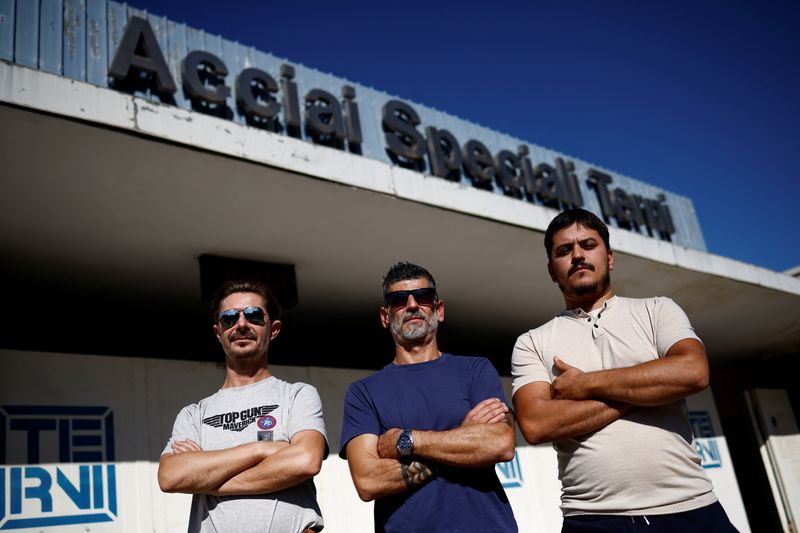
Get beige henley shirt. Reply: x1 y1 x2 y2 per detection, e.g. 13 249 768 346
512 295 717 516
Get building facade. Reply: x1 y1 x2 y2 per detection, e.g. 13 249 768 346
1 2 799 531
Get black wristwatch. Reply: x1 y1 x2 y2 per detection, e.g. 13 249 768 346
396 429 414 457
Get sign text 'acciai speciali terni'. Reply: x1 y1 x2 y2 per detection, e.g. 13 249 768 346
108 16 676 240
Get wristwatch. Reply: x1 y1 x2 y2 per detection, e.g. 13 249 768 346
396 429 414 457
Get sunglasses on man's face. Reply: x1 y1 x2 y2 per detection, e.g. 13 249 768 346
383 288 437 309
217 306 268 330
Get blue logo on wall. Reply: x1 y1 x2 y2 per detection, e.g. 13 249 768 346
0 405 118 530
496 452 524 488
689 410 722 469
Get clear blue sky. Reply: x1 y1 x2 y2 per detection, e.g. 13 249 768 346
133 0 799 272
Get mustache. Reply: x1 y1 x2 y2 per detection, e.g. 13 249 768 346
402 311 427 323
230 332 256 341
568 262 594 277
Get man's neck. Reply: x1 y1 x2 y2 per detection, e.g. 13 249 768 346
222 359 272 389
393 340 441 365
565 287 614 313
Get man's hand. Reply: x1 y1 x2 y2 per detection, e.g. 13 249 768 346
377 428 403 460
171 438 290 457
551 357 590 400
171 439 203 454
461 398 509 426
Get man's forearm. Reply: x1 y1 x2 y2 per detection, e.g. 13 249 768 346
158 441 280 493
346 434 437 502
209 431 325 496
408 420 515 467
514 383 631 445
552 340 710 406
580 362 705 405
357 458 436 501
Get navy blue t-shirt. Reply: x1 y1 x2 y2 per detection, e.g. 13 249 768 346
340 354 518 533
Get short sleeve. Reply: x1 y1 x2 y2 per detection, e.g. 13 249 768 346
161 404 200 456
286 383 329 458
511 331 551 396
654 297 702 357
468 358 507 406
339 381 379 459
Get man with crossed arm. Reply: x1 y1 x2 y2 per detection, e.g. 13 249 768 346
158 280 327 533
512 209 737 532
340 262 518 532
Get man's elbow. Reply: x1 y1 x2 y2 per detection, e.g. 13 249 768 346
347 463 382 502
520 429 550 446
517 419 552 446
356 487 377 502
685 358 710 394
676 341 710 395
302 454 323 479
514 397 557 445
351 477 378 502
158 480 179 494
496 444 515 463
157 456 199 494
293 448 324 480
157 468 181 493
689 371 709 395
492 428 516 463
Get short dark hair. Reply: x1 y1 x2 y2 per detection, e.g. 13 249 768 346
381 262 437 296
211 279 282 321
544 208 611 260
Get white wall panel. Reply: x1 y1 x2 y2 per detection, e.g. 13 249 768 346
1 350 748 532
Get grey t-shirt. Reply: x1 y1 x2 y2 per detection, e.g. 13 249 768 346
163 376 328 532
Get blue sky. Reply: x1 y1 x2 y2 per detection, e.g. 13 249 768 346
132 1 799 272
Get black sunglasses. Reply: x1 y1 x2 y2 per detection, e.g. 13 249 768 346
384 288 437 309
217 306 268 330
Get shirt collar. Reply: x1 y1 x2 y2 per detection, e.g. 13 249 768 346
561 295 617 319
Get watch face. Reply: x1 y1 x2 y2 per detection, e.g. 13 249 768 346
397 431 413 456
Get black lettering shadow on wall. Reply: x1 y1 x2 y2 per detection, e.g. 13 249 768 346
109 75 177 106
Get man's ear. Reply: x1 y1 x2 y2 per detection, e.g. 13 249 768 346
269 320 282 341
547 261 557 283
213 324 221 343
435 299 445 323
379 306 390 329
608 250 614 272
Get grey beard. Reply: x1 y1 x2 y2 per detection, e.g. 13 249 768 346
391 312 438 341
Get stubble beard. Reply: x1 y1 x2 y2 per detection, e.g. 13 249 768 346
226 330 268 361
565 269 611 298
230 344 265 359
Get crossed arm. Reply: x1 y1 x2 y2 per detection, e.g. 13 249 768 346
345 398 515 502
157 429 326 496
514 338 709 445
